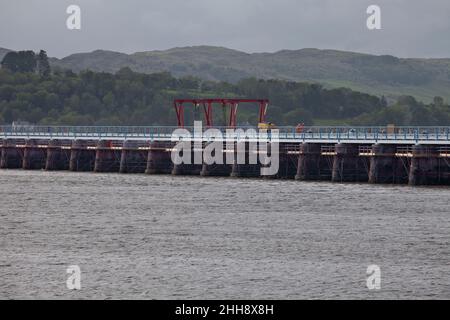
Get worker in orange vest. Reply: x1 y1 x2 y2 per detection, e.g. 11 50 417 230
295 123 305 133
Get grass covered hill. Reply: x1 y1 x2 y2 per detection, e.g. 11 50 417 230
3 46 449 103
37 46 450 103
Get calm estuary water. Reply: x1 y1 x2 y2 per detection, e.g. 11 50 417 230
0 170 449 299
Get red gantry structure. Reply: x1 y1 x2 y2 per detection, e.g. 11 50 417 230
173 98 269 128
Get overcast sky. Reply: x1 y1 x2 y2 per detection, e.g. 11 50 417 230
1 0 449 58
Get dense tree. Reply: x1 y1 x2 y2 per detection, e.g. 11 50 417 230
352 95 450 126
0 67 448 126
37 50 51 78
433 96 444 108
1 51 37 73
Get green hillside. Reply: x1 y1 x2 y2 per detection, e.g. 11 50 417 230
41 46 450 103
0 65 449 127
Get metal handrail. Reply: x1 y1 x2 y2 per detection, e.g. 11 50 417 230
1 125 450 143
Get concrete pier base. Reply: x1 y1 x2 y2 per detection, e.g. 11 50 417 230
145 141 174 174
409 145 440 186
94 140 121 173
22 139 47 170
69 140 96 171
230 142 261 178
200 163 232 177
200 142 232 177
368 144 398 184
0 139 23 169
200 163 232 176
332 144 368 182
171 142 202 175
45 140 70 170
230 163 261 177
172 163 202 175
295 143 322 181
119 141 148 174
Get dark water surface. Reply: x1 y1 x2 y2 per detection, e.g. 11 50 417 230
0 170 449 299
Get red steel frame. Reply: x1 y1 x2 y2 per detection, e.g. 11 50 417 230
173 99 269 128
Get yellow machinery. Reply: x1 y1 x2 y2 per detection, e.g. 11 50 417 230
258 122 276 130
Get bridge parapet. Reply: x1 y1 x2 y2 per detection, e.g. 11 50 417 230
1 125 450 144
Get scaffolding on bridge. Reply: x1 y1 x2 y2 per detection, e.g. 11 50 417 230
173 98 269 128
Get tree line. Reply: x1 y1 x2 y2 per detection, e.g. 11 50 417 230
0 50 449 127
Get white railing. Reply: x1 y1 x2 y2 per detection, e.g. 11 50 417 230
1 125 450 144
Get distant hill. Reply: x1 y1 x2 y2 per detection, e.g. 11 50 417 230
2 46 450 102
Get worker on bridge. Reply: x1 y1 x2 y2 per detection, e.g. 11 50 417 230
295 123 305 134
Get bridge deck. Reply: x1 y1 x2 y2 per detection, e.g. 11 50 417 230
1 126 450 144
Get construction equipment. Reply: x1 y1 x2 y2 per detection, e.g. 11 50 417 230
258 122 277 130
173 98 269 128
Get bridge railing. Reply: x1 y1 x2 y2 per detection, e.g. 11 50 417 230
277 126 450 142
1 125 450 142
0 125 182 137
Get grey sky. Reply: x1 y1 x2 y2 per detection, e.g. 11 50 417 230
1 0 449 58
